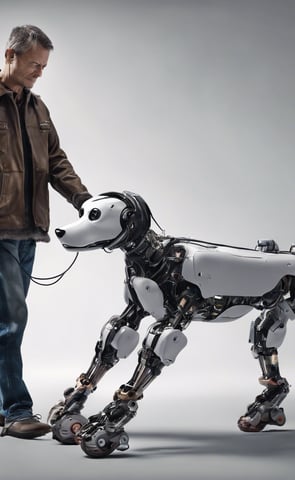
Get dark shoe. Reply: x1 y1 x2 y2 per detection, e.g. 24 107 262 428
1 415 51 439
0 414 4 427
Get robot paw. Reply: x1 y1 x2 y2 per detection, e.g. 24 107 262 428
52 413 88 444
237 415 267 432
80 426 129 458
238 407 286 433
47 400 65 425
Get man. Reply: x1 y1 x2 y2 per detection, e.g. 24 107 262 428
0 25 92 439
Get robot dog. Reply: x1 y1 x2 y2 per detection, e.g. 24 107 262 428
48 191 295 457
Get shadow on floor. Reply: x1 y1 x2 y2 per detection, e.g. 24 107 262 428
114 428 295 459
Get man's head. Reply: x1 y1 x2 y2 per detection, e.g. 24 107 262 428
3 25 53 92
6 25 53 55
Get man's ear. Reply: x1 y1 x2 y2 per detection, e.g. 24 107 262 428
5 48 15 63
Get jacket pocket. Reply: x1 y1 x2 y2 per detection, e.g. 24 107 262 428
0 171 24 220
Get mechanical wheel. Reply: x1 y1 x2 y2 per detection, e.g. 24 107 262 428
269 407 286 427
80 428 129 458
237 416 267 433
52 413 88 444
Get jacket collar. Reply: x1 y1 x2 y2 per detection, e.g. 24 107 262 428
0 72 33 102
0 76 10 97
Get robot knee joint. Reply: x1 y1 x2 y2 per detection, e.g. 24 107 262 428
249 313 287 356
100 318 139 359
146 327 187 366
109 325 139 359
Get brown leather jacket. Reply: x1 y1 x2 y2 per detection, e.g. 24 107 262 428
0 81 91 240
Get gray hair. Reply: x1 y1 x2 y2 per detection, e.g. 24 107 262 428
6 25 53 54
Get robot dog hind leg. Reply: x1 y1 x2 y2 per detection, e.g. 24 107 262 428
238 300 293 432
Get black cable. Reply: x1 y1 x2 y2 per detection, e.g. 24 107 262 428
151 213 165 233
29 252 79 286
0 244 79 286
151 212 257 252
170 236 257 252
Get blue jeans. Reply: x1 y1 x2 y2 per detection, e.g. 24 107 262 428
0 239 36 421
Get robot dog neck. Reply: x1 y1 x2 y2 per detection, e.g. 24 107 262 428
124 230 173 283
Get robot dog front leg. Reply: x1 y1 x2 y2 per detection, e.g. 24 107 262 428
48 303 144 444
78 322 188 457
238 300 292 432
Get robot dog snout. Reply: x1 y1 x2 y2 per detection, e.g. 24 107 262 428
55 228 66 238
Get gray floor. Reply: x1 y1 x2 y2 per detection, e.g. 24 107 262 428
2 394 295 480
2 428 295 480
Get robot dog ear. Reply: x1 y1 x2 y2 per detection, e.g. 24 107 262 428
100 191 151 228
99 191 151 250
100 191 134 227
121 191 151 231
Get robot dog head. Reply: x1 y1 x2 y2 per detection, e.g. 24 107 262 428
55 191 151 251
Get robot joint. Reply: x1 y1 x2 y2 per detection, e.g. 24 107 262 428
76 373 94 391
102 399 138 432
257 377 290 397
114 385 144 401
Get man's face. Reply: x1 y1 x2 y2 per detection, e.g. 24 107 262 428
7 43 50 90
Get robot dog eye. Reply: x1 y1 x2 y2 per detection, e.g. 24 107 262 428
89 208 101 221
79 208 84 218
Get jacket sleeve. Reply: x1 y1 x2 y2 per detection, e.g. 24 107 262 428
48 117 92 209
